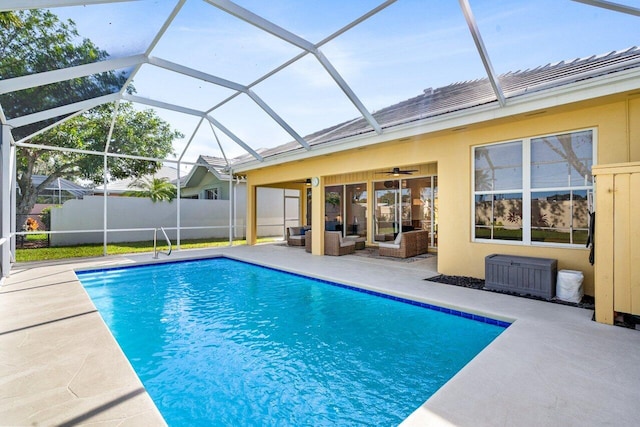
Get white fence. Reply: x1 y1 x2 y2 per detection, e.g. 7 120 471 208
49 187 299 246
50 195 247 246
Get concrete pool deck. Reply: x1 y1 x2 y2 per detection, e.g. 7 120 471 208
1 244 638 426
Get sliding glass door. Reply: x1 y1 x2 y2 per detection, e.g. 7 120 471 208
346 183 367 237
374 176 438 248
324 183 367 240
323 175 437 248
373 180 410 242
324 185 343 232
409 176 438 248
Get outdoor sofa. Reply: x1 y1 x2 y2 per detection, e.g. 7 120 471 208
303 230 355 256
378 229 428 258
324 231 356 256
287 226 310 246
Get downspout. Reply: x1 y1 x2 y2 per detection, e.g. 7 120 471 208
626 97 631 162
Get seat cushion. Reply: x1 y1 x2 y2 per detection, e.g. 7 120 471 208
393 232 403 245
340 241 356 248
378 242 400 249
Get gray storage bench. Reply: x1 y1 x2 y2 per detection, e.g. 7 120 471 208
485 254 557 299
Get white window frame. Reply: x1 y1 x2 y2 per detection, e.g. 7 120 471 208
472 128 596 248
202 186 221 200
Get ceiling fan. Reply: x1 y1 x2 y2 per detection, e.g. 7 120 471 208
292 178 314 186
376 167 418 176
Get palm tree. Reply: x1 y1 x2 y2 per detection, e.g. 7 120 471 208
0 11 22 29
124 177 177 202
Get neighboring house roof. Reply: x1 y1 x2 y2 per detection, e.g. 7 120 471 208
180 155 230 188
198 155 229 170
250 46 640 162
197 153 266 173
94 165 179 194
29 175 92 198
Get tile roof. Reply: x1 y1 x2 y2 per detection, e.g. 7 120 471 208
253 46 640 162
197 155 228 170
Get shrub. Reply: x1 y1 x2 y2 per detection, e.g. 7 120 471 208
40 206 54 231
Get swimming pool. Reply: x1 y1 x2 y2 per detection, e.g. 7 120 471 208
77 257 508 426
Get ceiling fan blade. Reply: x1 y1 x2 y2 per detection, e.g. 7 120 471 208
375 168 419 175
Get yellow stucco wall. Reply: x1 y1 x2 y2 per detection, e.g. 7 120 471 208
245 93 639 296
629 96 640 161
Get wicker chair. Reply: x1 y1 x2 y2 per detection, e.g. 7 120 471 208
305 230 312 253
415 230 429 255
287 226 309 246
324 231 355 256
378 230 423 258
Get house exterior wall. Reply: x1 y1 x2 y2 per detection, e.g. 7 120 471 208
181 172 231 199
245 93 640 297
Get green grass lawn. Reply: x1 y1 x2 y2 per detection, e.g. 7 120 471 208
25 233 48 241
15 237 280 262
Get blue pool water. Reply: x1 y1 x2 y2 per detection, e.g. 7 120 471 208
77 257 507 426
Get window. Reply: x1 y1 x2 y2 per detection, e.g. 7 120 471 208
474 141 523 241
473 129 594 246
203 188 219 200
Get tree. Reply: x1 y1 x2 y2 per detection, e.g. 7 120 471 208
124 177 177 203
0 10 129 140
0 11 21 29
0 10 183 216
16 101 181 216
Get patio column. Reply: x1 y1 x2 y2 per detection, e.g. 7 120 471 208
102 154 108 256
176 163 181 250
1 124 15 277
228 170 233 246
10 133 16 262
310 176 324 255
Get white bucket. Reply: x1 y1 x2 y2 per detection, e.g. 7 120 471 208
556 270 584 303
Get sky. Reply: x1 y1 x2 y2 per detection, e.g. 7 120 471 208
49 0 640 167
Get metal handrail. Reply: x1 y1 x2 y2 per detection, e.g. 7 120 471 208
153 227 172 259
